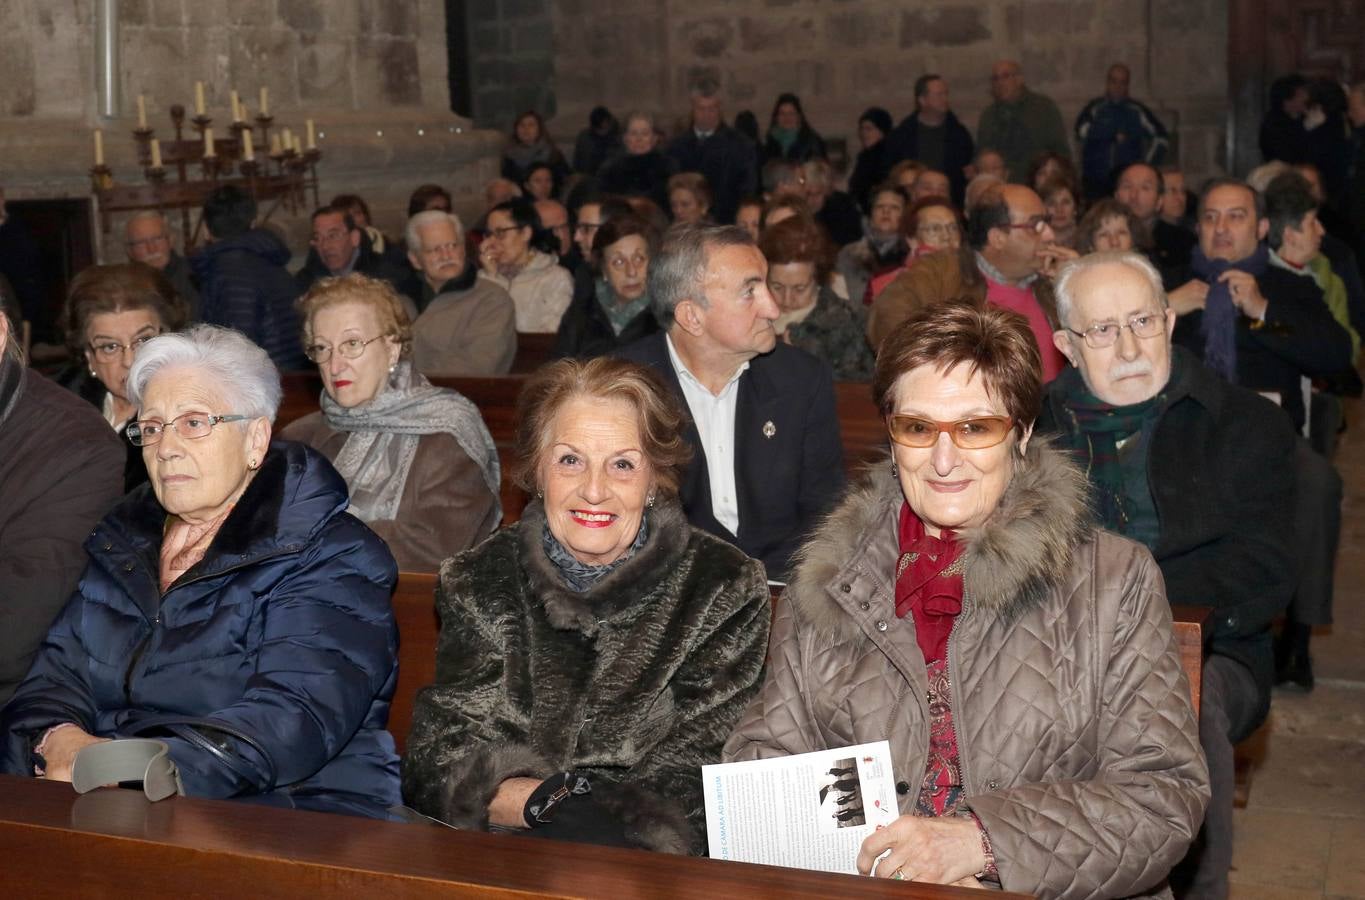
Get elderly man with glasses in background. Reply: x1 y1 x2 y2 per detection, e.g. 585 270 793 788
124 211 201 321
1036 251 1297 900
869 184 1075 380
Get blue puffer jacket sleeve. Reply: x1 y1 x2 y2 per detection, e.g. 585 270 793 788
139 519 398 797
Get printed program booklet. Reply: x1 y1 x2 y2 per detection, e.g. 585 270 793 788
702 741 899 874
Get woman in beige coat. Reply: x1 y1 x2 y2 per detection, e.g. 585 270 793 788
282 274 501 572
724 299 1209 899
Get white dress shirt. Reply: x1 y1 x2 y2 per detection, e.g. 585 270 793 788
666 334 747 536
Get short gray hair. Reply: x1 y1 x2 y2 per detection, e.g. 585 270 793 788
127 325 282 421
649 223 755 328
406 210 464 257
1054 251 1168 329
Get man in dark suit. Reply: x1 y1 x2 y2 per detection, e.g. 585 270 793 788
881 74 976 206
665 79 759 225
617 223 844 581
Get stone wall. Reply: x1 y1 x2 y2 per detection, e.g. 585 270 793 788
0 0 501 258
465 0 558 129
544 0 1231 184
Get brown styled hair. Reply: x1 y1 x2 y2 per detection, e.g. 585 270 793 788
1075 198 1152 253
758 215 836 284
296 272 413 359
667 172 713 213
62 262 187 356
903 196 965 239
872 299 1041 440
591 212 662 273
513 357 693 495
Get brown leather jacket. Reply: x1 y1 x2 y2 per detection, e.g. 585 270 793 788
725 441 1209 899
281 413 500 572
866 248 1059 351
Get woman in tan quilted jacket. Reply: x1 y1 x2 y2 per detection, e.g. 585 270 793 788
725 299 1209 899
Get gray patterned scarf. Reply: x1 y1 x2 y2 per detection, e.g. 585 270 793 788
322 361 501 523
541 515 650 593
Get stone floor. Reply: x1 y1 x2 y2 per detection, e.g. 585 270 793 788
1228 395 1365 900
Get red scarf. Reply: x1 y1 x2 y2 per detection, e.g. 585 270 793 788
895 502 965 663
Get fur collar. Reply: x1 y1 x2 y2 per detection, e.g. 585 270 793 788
790 438 1092 635
518 496 692 636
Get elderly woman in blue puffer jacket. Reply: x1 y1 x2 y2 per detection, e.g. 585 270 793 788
0 325 401 818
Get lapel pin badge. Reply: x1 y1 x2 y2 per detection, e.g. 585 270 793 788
762 420 776 439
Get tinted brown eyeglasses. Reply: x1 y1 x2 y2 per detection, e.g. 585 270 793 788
886 415 1014 449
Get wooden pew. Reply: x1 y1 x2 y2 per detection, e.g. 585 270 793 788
389 572 439 757
0 776 1006 899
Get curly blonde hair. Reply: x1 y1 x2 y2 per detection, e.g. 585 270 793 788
296 273 413 358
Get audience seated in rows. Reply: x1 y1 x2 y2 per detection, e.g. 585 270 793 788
282 274 501 572
192 185 307 371
295 204 419 317
501 110 570 194
56 262 188 492
1037 252 1294 897
1 326 402 817
869 183 1073 381
836 182 909 306
123 211 201 320
406 210 516 376
402 356 769 852
727 299 1209 894
665 79 758 225
881 74 975 205
596 110 676 212
618 223 844 583
760 216 873 381
478 198 573 334
553 213 661 360
864 196 965 304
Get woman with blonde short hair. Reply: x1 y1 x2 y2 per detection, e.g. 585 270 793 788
282 273 500 571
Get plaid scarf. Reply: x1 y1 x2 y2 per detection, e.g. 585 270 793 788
1054 381 1165 535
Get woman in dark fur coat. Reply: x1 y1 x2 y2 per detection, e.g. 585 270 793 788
402 357 770 854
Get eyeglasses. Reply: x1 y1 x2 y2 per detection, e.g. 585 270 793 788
1064 312 1167 349
917 222 961 240
88 332 160 361
488 225 526 238
128 412 249 447
1004 217 1049 234
886 415 1015 449
303 334 388 363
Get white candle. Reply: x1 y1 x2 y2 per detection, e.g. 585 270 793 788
150 138 163 169
281 128 293 152
259 87 269 117
230 90 241 122
137 94 148 129
241 131 254 162
94 129 105 166
305 119 316 150
203 126 215 158
194 81 206 116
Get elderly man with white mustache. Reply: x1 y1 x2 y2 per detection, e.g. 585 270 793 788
1036 251 1296 900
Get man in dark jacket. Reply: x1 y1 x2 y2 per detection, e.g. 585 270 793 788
0 316 124 706
881 74 976 205
616 223 844 582
666 79 759 224
294 204 419 314
976 60 1071 186
1075 64 1169 200
1037 251 1296 900
1115 162 1196 280
192 185 307 371
124 211 201 321
1166 177 1354 436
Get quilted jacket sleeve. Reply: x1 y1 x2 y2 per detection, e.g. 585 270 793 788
965 543 1211 900
722 588 828 762
400 543 556 829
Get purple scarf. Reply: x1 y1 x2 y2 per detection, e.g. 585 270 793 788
1189 243 1269 381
